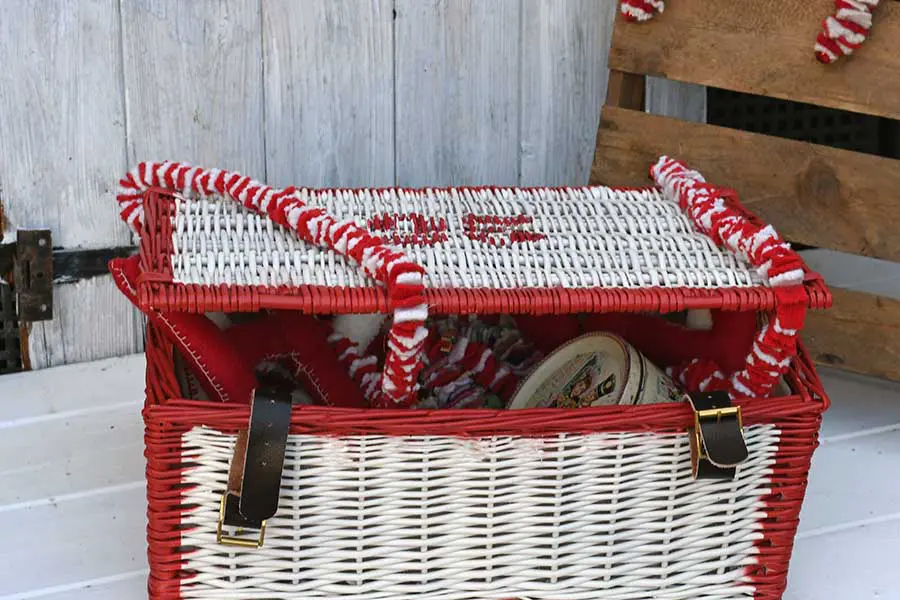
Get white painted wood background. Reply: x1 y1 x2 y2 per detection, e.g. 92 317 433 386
0 0 705 369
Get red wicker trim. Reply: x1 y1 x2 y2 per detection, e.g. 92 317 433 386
138 280 831 316
143 313 826 437
747 346 829 599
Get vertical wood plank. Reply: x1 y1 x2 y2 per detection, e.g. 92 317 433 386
122 0 266 177
263 0 394 188
395 0 521 187
646 77 707 122
519 0 615 186
25 277 145 368
0 0 144 369
0 0 128 248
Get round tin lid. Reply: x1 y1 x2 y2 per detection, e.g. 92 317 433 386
507 332 638 410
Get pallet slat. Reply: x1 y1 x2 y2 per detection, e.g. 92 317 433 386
607 0 900 120
803 287 900 382
591 106 900 263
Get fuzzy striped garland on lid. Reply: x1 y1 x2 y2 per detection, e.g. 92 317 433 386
815 0 880 63
116 161 429 408
650 156 808 399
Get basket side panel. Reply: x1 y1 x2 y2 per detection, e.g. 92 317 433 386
146 422 797 600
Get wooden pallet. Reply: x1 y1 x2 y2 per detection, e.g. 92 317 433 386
591 0 900 382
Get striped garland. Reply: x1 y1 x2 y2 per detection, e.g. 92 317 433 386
815 0 880 64
620 0 665 22
117 162 429 408
620 0 881 66
650 156 807 399
328 319 530 409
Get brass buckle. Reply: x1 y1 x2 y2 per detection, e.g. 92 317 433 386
693 406 744 460
690 404 745 480
216 492 267 548
693 405 742 461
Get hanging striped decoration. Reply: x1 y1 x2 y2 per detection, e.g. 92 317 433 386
620 0 881 67
619 0 665 22
815 0 881 64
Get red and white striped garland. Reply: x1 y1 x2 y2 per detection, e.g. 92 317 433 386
116 161 429 408
620 0 881 65
620 0 665 22
815 0 880 64
651 156 808 399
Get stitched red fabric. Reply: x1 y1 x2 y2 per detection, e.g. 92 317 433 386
111 255 367 407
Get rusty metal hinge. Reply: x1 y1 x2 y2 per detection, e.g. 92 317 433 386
0 230 53 322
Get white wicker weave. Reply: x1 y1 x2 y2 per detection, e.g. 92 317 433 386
170 187 766 290
179 425 779 599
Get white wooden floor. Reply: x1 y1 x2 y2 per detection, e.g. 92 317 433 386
1 355 898 599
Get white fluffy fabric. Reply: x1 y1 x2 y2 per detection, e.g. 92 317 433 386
332 313 386 351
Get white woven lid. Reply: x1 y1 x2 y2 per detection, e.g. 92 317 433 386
168 185 765 291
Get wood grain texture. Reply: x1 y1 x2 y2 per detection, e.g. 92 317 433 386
803 288 900 382
0 0 127 248
122 0 265 176
591 106 900 262
0 1 141 370
646 78 706 122
607 0 900 120
518 0 614 186
263 0 394 188
606 71 646 110
395 0 520 187
26 276 145 370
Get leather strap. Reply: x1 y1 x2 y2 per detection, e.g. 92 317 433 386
223 384 293 528
687 391 749 480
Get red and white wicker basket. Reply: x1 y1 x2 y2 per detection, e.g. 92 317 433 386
117 156 831 599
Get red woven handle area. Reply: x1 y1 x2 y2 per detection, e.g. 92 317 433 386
117 162 429 408
651 156 809 399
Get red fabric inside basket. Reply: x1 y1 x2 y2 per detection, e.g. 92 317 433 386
515 310 759 374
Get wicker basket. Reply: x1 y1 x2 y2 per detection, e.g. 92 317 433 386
116 156 831 600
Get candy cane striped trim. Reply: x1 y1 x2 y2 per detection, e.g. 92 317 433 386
651 157 808 399
816 0 880 64
618 0 881 68
620 0 665 22
117 161 428 407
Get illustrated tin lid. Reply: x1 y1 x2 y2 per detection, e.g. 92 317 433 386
507 332 639 410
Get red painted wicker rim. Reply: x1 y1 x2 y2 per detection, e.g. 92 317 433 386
144 340 828 439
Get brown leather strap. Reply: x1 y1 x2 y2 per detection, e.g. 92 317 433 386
227 430 249 496
222 384 293 529
687 391 749 480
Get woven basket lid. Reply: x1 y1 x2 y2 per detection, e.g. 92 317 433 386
122 161 829 316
